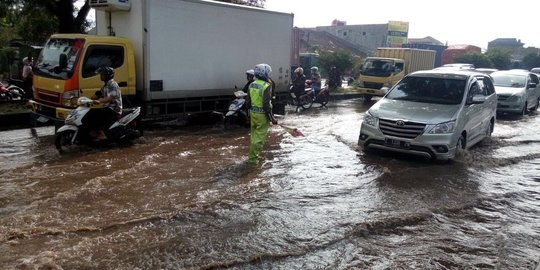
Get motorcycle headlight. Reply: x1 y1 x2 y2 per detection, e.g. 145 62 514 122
427 120 456 134
363 112 378 127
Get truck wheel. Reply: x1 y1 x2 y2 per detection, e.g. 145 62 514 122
55 130 76 154
363 94 372 102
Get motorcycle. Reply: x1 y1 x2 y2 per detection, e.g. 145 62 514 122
312 80 330 107
289 80 330 111
55 97 143 153
0 81 26 102
223 89 250 130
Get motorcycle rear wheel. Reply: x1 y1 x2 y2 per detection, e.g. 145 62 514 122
315 91 329 107
55 130 77 154
299 94 313 110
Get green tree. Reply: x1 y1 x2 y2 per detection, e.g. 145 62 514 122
521 53 540 70
317 50 353 77
486 48 511 70
453 52 492 68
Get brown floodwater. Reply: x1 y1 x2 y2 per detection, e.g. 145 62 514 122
0 98 539 269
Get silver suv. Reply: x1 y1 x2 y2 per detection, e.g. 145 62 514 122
358 69 497 161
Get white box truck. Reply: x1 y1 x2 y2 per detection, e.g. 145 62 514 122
30 0 295 125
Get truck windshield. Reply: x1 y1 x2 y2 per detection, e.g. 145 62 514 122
361 59 394 76
35 38 84 80
386 76 466 105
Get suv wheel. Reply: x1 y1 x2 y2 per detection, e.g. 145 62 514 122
521 102 528 116
485 121 494 137
533 98 540 112
456 135 465 150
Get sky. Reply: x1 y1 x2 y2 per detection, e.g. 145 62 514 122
265 0 540 50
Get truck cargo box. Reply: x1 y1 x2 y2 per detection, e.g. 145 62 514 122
375 48 436 74
95 0 294 102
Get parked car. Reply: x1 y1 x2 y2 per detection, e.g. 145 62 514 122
490 70 540 115
358 69 497 161
475 68 498 75
434 63 475 71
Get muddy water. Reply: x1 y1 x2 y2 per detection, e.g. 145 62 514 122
0 99 539 269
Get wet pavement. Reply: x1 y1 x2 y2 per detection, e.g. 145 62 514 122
0 98 539 269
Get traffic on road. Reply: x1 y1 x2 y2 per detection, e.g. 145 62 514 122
1 98 539 269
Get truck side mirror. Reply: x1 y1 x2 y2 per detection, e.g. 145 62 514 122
59 53 68 69
53 53 68 74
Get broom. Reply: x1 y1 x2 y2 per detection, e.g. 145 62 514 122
278 124 304 137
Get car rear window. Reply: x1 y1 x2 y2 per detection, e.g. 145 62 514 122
387 76 466 105
491 73 526 88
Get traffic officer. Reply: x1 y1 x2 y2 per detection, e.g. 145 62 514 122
245 63 278 165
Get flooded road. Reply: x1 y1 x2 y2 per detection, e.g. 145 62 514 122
1 98 539 269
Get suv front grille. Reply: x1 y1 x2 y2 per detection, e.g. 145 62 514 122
379 118 426 139
497 94 510 101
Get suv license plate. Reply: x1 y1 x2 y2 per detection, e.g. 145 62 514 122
385 138 410 148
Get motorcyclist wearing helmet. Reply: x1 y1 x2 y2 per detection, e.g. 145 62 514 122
84 66 123 141
310 66 322 96
245 63 278 165
291 67 306 102
241 69 255 93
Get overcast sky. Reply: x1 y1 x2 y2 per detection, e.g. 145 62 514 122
265 0 540 50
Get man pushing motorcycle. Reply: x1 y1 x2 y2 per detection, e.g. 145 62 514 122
245 63 278 165
84 66 123 141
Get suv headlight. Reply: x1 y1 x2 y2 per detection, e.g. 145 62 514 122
427 120 456 134
506 95 521 102
363 112 378 127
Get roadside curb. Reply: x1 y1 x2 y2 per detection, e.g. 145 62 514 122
330 92 365 100
0 111 33 130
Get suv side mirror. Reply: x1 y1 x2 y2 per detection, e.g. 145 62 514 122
470 95 486 104
528 82 537 89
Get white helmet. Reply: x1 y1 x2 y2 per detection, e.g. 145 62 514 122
294 67 304 75
246 69 255 76
311 66 319 72
254 63 272 79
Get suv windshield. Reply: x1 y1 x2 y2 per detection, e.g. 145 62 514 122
36 38 84 80
491 73 526 88
386 76 466 105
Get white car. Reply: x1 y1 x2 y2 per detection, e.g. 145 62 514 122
358 69 497 161
491 70 540 115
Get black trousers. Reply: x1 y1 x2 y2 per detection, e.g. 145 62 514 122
82 108 118 131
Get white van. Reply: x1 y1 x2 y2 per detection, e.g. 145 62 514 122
358 69 497 161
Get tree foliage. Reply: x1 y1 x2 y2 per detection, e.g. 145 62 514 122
453 52 492 68
485 48 512 70
521 53 540 70
317 50 353 77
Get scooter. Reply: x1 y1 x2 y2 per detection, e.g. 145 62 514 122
55 97 143 153
0 81 25 102
223 89 250 130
